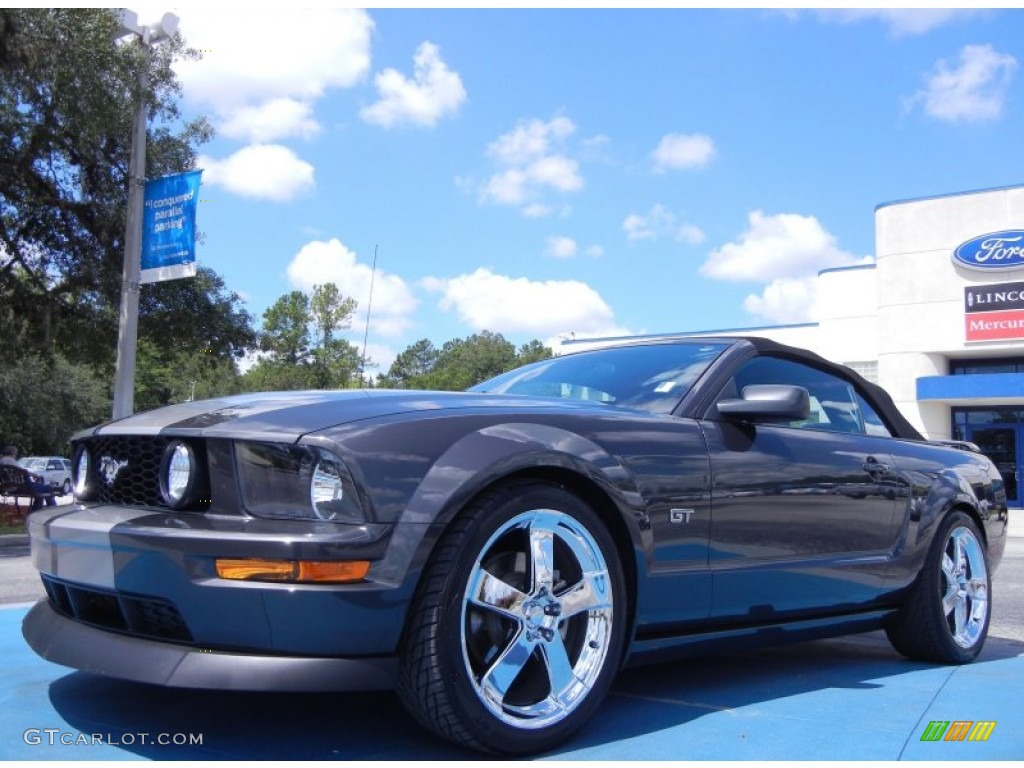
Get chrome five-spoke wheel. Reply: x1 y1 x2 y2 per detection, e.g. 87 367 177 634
941 525 988 649
397 481 626 754
461 509 614 729
885 510 991 664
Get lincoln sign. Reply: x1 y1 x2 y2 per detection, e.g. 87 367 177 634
965 280 1024 342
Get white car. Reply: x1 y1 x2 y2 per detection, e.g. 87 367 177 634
19 457 72 494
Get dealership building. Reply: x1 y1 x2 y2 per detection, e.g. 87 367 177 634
567 184 1024 507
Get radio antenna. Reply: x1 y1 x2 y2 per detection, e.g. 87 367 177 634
360 244 378 385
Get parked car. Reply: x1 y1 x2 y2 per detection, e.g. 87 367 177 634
18 456 71 494
22 337 1008 754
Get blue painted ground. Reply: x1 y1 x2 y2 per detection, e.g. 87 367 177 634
2 602 1022 760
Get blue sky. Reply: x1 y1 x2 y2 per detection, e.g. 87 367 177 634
136 6 1023 376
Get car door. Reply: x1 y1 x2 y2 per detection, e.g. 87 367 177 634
699 355 902 621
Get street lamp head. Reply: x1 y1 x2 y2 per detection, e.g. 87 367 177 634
114 8 179 45
149 12 180 43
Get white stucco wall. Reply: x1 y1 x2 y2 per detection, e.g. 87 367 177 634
875 186 1024 436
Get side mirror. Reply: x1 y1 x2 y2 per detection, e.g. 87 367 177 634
717 384 810 422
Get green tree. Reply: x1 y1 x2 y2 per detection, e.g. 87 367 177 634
244 283 361 392
383 332 554 391
127 266 257 410
379 338 438 388
259 291 311 365
0 8 212 366
139 266 255 361
517 339 554 366
310 283 361 388
0 353 109 455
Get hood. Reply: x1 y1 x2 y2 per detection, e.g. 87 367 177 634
77 389 602 444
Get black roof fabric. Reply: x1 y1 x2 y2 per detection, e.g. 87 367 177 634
736 336 924 441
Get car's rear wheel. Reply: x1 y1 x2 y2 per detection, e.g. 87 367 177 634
61 478 71 495
885 510 990 663
397 481 627 754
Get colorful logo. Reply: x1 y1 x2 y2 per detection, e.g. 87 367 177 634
953 231 1024 271
920 720 997 742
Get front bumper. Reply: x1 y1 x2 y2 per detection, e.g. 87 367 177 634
23 600 396 691
24 504 428 676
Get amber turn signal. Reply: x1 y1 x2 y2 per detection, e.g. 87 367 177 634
215 558 370 583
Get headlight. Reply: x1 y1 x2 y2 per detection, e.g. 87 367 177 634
235 442 366 524
159 440 208 509
72 444 93 500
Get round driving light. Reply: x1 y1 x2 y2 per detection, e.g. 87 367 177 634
73 446 92 499
310 460 344 520
159 440 207 509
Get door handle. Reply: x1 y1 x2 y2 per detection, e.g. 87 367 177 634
863 457 891 474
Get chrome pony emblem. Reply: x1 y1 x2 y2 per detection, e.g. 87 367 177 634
99 456 129 484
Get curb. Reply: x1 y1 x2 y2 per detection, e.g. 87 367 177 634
0 534 29 549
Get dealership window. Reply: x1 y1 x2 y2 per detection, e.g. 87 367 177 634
949 358 1024 375
843 361 878 383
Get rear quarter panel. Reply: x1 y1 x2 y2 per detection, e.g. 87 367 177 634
886 439 1008 592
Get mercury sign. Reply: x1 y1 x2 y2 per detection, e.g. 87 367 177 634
140 170 202 284
953 230 1024 271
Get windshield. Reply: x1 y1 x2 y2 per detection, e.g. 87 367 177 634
470 341 730 414
19 458 46 470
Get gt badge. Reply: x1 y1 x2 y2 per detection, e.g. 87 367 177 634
670 508 696 524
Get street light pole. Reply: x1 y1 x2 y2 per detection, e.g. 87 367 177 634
111 9 179 420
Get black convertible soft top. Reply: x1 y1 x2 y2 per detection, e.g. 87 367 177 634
738 336 924 441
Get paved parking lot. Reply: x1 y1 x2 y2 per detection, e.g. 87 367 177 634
1 515 1022 760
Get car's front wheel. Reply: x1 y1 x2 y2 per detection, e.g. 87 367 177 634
397 481 627 754
886 510 990 663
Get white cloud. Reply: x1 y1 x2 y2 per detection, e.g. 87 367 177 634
487 116 575 165
360 41 467 128
651 133 715 173
424 268 619 338
219 98 321 143
677 224 706 245
742 277 819 324
545 236 577 259
478 117 584 211
815 9 981 37
527 156 583 192
170 8 373 109
908 44 1017 123
139 8 374 200
286 239 418 337
623 204 705 244
199 145 314 201
585 245 604 258
700 210 870 282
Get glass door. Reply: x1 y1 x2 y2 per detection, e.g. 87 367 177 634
967 425 1021 506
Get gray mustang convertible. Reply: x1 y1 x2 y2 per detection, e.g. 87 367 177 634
23 337 1008 754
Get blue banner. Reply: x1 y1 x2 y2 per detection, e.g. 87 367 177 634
140 170 202 284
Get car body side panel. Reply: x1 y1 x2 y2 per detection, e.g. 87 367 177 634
700 420 900 621
883 439 1008 591
307 410 716 630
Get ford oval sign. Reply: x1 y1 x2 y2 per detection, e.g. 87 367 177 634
953 230 1024 271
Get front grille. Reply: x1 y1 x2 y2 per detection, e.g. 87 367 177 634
81 436 168 507
42 575 193 643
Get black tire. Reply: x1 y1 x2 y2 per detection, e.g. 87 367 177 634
61 478 71 495
885 510 991 664
396 480 628 755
